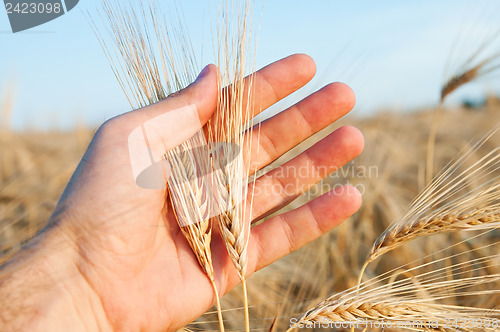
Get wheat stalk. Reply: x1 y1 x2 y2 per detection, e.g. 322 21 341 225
440 55 500 102
288 130 500 331
297 301 451 331
165 131 226 331
294 301 498 332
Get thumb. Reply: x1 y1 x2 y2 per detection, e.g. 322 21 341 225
118 65 218 189
121 64 218 133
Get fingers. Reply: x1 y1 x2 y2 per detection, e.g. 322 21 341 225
102 54 315 153
246 185 362 275
107 54 315 135
250 125 364 220
246 82 356 173
107 53 315 158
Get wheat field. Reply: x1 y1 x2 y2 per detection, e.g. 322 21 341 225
1 91 499 330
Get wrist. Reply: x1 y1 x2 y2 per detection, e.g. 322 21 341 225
0 226 112 332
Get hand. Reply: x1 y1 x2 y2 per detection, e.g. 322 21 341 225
0 54 363 331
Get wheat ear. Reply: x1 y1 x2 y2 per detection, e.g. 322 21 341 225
91 1 227 329
360 130 500 281
207 1 257 331
166 133 225 331
211 74 254 332
367 210 499 265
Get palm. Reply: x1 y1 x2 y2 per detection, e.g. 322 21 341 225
52 54 363 331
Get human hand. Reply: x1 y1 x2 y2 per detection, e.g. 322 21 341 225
0 54 363 331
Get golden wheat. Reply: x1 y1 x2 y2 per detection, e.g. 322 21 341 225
207 2 257 329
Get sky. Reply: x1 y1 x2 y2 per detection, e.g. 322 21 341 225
1 0 500 130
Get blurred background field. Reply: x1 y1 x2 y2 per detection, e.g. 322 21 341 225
1 92 499 330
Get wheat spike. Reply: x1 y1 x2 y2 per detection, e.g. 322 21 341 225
298 301 449 331
166 132 226 331
206 1 257 330
364 130 500 270
368 210 500 264
440 56 500 102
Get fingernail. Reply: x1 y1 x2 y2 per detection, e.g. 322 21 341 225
195 65 210 82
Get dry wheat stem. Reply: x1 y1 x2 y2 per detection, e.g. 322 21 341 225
206 1 258 331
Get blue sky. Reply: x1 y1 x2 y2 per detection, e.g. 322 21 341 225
1 0 499 129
